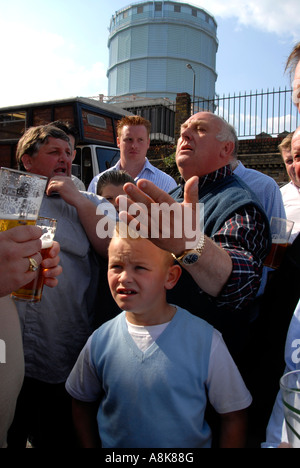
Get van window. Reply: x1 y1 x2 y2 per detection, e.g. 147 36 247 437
95 147 120 173
0 111 26 141
73 146 94 188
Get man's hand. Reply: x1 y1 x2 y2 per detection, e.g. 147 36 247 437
118 176 232 297
46 176 83 207
0 227 63 297
0 226 42 297
47 175 110 257
42 240 62 288
118 176 201 256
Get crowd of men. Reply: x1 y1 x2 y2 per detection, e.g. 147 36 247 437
0 42 299 449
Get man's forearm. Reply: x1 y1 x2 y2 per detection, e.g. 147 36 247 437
72 399 101 448
219 409 248 448
73 195 111 257
183 236 233 297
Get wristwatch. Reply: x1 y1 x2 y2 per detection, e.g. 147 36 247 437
172 233 206 266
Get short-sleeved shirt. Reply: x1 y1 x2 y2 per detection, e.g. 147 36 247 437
15 192 108 383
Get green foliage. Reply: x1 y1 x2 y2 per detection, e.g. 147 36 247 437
161 151 180 181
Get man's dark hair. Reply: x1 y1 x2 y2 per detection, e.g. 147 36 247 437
97 170 135 196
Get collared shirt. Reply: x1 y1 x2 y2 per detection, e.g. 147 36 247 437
15 192 108 384
280 181 300 240
234 161 286 220
194 165 270 310
88 158 177 194
234 161 286 295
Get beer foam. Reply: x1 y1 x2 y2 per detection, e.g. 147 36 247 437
41 239 53 249
1 214 36 220
272 238 287 244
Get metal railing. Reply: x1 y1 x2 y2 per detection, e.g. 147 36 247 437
194 87 299 138
91 87 299 141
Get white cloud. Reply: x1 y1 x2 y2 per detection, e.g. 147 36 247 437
184 0 300 40
0 20 108 106
1 1 299 107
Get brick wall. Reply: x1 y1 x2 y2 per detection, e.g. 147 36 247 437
174 93 191 141
237 136 289 184
239 153 288 184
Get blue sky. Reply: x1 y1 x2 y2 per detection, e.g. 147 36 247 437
0 0 299 107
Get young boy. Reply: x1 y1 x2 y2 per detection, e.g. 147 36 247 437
66 224 252 448
96 170 135 211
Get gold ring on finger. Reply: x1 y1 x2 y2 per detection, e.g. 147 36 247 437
28 257 39 272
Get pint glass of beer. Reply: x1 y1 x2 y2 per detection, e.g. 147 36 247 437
264 217 294 269
0 167 47 231
11 217 57 302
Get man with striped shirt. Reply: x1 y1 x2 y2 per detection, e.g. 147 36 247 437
88 115 177 194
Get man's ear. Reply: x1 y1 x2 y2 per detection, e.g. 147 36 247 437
165 263 182 290
220 140 235 160
21 154 33 171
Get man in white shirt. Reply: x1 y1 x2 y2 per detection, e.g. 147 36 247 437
292 126 300 189
88 116 177 194
279 132 300 241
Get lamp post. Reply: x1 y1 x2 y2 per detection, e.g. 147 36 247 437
186 63 196 114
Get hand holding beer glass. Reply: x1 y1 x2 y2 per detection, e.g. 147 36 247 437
264 217 294 269
12 217 57 302
0 167 49 301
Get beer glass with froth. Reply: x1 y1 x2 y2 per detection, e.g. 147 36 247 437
0 167 47 231
264 217 294 269
280 370 300 448
11 217 57 302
